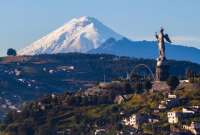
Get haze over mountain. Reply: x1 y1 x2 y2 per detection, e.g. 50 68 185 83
90 38 200 64
19 16 200 64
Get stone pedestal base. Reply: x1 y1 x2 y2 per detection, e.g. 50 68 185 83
152 81 170 93
156 64 169 81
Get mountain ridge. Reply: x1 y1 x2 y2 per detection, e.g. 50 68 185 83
90 38 200 64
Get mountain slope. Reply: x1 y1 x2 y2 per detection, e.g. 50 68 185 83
89 38 200 64
19 16 122 55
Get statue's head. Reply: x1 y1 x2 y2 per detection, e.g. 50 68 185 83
160 27 164 33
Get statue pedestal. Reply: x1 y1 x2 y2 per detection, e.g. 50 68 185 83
156 59 169 81
152 81 170 93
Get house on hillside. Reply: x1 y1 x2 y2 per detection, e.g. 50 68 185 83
114 95 125 104
56 66 75 72
168 94 177 99
159 94 179 111
183 122 200 135
180 80 189 83
158 100 167 110
182 108 195 115
167 111 181 124
182 107 199 118
94 129 106 135
122 114 143 129
147 115 160 124
167 94 179 107
114 95 132 104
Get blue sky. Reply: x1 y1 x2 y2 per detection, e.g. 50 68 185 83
0 0 200 56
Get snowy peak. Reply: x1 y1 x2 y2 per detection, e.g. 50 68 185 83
19 16 122 55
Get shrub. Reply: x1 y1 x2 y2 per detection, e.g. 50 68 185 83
144 80 152 91
167 76 180 90
7 48 17 56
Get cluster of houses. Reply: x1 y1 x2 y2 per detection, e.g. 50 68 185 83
122 114 142 129
17 78 39 89
4 65 75 89
43 65 75 74
4 65 75 77
158 94 179 110
167 106 200 134
4 68 21 77
0 95 21 119
122 113 159 129
121 93 200 135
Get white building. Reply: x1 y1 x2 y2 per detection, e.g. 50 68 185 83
180 80 189 83
95 129 106 135
168 94 177 99
122 114 141 129
183 122 200 135
182 108 195 115
148 118 159 124
167 111 180 124
158 104 167 110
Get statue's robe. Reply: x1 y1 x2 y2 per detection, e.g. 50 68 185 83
157 32 165 60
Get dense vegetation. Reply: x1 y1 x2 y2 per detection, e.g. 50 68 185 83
1 79 200 135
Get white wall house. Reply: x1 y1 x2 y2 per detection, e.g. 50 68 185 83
167 111 180 124
182 108 195 114
168 94 177 99
122 114 141 129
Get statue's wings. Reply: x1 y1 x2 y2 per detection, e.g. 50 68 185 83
164 34 172 43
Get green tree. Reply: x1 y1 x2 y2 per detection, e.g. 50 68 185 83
7 48 17 56
167 76 180 90
133 82 143 94
144 80 152 91
186 68 193 79
124 82 133 93
37 125 55 135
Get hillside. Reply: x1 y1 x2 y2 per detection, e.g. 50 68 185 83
0 53 200 120
0 53 199 99
1 81 200 135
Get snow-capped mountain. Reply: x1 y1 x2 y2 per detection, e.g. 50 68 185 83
19 16 122 55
